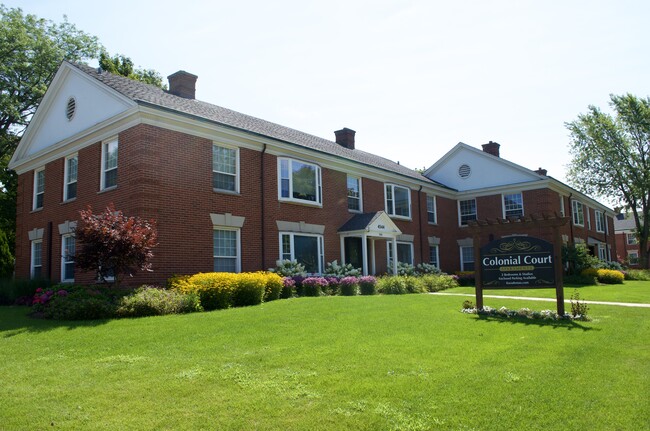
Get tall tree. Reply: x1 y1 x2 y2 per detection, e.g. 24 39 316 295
99 51 166 89
566 94 650 268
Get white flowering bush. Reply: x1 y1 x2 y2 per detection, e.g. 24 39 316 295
461 304 590 322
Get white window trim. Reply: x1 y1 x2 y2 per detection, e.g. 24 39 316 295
426 195 437 224
502 192 524 218
384 184 412 220
33 167 45 210
595 210 605 233
586 206 591 230
387 241 414 266
347 175 363 213
100 138 118 191
429 245 440 268
61 234 75 283
572 200 584 227
212 143 240 194
460 246 474 271
626 232 638 245
277 157 323 206
63 154 78 202
31 239 43 279
213 227 241 273
458 198 477 226
559 195 565 217
279 232 324 274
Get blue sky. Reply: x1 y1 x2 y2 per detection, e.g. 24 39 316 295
6 0 650 185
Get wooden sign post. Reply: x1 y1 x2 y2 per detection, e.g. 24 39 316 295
468 213 569 315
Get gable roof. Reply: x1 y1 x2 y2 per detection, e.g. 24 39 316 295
66 62 446 187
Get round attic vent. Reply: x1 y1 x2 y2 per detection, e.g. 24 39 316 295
65 97 76 121
458 164 471 178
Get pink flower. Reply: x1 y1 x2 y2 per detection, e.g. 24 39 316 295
57 290 68 296
35 288 43 293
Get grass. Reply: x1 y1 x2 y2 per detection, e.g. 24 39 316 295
1 293 649 430
447 280 650 303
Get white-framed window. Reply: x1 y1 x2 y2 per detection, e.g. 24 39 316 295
586 206 591 230
61 234 75 282
595 210 606 233
429 245 439 268
278 158 322 205
387 241 414 266
385 184 411 219
347 175 362 212
33 168 45 210
280 232 324 274
101 138 118 190
31 240 43 279
559 195 566 217
460 246 474 271
628 251 639 264
503 193 524 218
426 195 437 224
212 143 239 193
458 199 477 226
572 200 584 226
63 154 78 201
597 244 607 261
213 228 241 272
626 233 638 245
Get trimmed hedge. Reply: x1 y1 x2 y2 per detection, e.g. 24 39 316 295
580 268 625 285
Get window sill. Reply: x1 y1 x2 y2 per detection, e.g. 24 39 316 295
278 198 322 208
98 186 117 194
213 188 240 196
30 207 43 213
61 198 77 205
388 214 412 221
348 209 363 214
427 222 437 226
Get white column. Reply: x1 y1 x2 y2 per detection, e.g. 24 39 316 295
361 234 368 275
392 237 398 275
340 236 346 265
371 239 376 275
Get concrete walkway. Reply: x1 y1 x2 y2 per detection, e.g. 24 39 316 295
430 292 650 308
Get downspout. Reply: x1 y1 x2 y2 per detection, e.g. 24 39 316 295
46 221 53 281
417 186 424 265
260 144 267 270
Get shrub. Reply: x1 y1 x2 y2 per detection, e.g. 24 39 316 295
404 276 426 293
358 276 377 295
624 269 650 281
415 263 441 275
323 260 361 277
301 277 328 297
324 277 340 295
39 287 117 320
462 300 475 309
396 262 416 276
596 269 624 284
377 276 407 295
562 244 600 275
420 274 459 292
455 271 475 286
269 260 307 277
339 276 359 296
232 273 267 307
570 291 590 321
264 273 284 302
174 272 237 310
281 277 296 298
563 274 597 285
116 286 202 317
596 260 624 271
0 278 51 305
580 267 599 279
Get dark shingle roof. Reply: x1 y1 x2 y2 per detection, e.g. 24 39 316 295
338 212 382 233
69 62 445 186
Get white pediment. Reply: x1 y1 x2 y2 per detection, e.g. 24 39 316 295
424 143 542 191
9 62 136 170
366 212 401 236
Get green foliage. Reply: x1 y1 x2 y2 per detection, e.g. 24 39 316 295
99 51 166 89
569 291 590 320
562 244 600 275
562 273 597 285
376 276 407 295
263 275 283 302
419 274 459 292
396 262 416 276
0 278 50 305
462 300 475 309
624 269 650 281
596 269 625 284
358 276 378 295
116 286 202 318
404 276 426 293
40 287 117 320
0 229 13 279
269 260 306 277
231 274 266 307
338 277 359 296
455 271 475 286
566 93 650 268
323 260 361 277
415 263 441 275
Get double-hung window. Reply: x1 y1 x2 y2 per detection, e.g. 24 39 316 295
213 228 240 272
101 138 118 190
503 193 523 218
572 200 584 226
385 184 411 218
595 211 606 233
33 168 45 210
61 234 75 282
460 246 474 271
31 240 42 279
626 233 638 245
426 195 437 224
387 241 414 266
64 155 78 201
280 232 324 274
347 175 362 212
278 158 322 205
459 199 476 226
213 144 239 193
429 245 439 268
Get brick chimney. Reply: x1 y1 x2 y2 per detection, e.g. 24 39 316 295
482 141 500 157
334 128 356 150
535 167 548 176
167 70 198 99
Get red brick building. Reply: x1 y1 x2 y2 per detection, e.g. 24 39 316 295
614 214 641 266
8 62 617 285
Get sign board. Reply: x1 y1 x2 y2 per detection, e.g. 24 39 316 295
480 236 555 288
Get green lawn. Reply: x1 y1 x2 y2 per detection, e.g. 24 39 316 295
1 293 649 430
448 280 650 304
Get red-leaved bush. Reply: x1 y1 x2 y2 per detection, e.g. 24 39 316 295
75 203 158 285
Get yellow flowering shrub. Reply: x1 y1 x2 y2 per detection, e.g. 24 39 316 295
596 269 624 284
263 272 283 301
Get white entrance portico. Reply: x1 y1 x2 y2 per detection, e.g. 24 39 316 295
338 211 402 275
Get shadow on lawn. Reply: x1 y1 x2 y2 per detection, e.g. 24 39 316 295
0 306 111 337
472 314 599 331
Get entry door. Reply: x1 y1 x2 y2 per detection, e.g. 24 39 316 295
344 237 363 270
